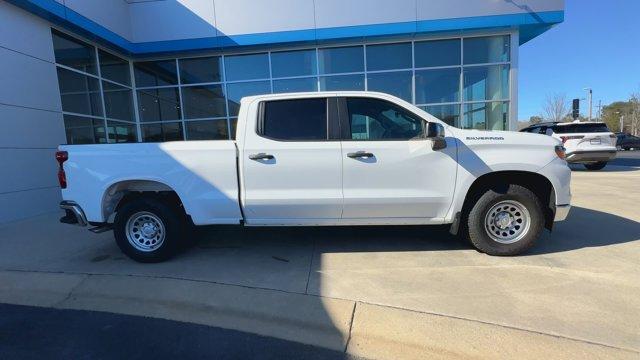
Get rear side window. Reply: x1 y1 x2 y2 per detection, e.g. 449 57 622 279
552 123 610 134
261 98 327 141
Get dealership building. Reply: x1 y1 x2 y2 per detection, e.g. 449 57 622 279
0 0 564 223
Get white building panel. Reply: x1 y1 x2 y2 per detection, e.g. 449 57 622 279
0 105 64 148
63 0 131 40
214 0 315 36
417 0 564 21
0 1 55 62
314 0 416 29
130 0 217 43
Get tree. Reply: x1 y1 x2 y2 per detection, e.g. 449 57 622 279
542 93 569 122
602 101 633 133
529 115 543 124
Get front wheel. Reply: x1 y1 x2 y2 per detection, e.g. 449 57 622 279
584 162 607 171
465 185 544 256
114 197 184 263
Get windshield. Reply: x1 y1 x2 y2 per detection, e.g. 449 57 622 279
552 123 611 134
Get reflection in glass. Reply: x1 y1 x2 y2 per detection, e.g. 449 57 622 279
63 114 105 144
318 46 364 74
181 84 226 119
225 53 269 81
52 29 97 74
99 50 130 85
134 60 178 87
319 75 364 91
415 68 460 104
103 81 134 121
273 77 317 93
463 65 509 101
464 35 510 64
421 104 460 127
414 39 461 68
230 118 238 140
141 122 184 142
107 120 137 143
179 56 223 84
226 81 271 116
137 88 181 122
185 119 229 140
366 43 411 71
463 101 509 130
271 50 317 78
57 68 103 116
366 71 412 102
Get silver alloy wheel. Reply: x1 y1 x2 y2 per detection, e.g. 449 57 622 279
484 200 531 244
125 211 165 252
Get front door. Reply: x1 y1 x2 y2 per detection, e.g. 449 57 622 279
242 97 343 225
339 96 457 221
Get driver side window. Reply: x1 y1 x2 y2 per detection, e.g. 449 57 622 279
346 98 424 140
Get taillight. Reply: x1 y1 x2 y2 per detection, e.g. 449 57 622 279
55 151 68 189
559 135 584 144
554 145 566 160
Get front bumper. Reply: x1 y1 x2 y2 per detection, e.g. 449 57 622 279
566 150 616 163
60 201 88 227
554 204 571 222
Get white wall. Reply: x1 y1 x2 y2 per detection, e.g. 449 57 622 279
0 1 65 223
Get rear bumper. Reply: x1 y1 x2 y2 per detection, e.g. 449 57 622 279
554 204 571 222
60 201 88 227
566 150 616 163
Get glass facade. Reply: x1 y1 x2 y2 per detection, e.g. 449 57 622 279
52 29 513 144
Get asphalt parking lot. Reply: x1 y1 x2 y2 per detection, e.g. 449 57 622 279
1 158 639 359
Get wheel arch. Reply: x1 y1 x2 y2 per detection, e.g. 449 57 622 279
460 171 557 231
101 179 187 223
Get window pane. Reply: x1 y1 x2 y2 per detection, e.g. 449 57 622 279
141 122 184 142
463 65 509 101
103 81 134 121
230 118 238 140
273 77 317 93
185 119 229 140
137 88 181 122
63 114 105 144
51 29 97 74
179 56 223 84
263 99 327 141
421 104 460 127
366 71 412 102
414 39 461 68
271 49 317 78
134 60 178 87
226 81 271 116
319 75 364 91
107 120 137 143
366 43 411 71
463 101 509 130
225 53 269 81
57 68 103 116
99 50 130 85
181 84 226 119
346 97 424 140
464 35 510 64
318 46 364 74
415 68 460 104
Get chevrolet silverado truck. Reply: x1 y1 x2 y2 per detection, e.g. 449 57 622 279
57 92 571 262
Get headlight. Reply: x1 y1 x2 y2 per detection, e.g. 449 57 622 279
554 145 566 159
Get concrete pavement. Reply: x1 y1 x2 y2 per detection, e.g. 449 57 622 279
0 165 639 358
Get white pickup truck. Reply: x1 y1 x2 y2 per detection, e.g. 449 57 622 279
57 92 571 262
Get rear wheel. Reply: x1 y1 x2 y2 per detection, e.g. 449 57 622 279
465 184 544 256
584 162 607 170
114 197 185 263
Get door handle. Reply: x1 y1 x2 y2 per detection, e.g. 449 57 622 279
347 151 374 159
249 153 274 160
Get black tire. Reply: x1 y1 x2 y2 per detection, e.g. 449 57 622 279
465 184 544 256
584 162 607 171
114 197 185 263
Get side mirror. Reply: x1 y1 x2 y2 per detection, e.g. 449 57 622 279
425 122 447 150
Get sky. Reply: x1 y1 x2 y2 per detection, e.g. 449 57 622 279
518 0 640 120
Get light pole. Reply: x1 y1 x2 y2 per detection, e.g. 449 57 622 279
616 111 624 133
583 88 593 121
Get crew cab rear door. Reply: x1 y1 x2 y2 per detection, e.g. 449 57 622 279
338 96 457 222
241 96 343 224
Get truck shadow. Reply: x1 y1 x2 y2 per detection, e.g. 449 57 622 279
192 206 639 256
